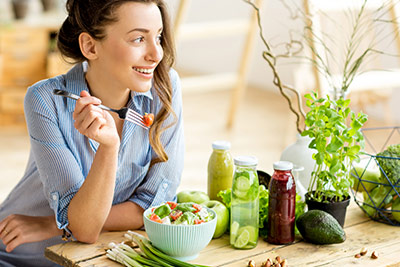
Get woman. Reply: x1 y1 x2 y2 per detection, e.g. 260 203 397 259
0 0 184 265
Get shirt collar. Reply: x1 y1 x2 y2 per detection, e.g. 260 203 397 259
132 89 153 100
64 62 90 112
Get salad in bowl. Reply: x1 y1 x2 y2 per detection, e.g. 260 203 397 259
147 201 214 225
143 201 217 260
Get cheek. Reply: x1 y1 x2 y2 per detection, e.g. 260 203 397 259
160 47 164 60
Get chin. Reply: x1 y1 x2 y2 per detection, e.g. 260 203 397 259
129 82 152 93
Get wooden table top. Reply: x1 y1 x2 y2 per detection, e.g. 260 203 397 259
45 202 400 267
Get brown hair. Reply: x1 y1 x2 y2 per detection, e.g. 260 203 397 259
57 0 176 166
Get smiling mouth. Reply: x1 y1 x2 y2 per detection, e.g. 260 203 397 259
133 67 155 75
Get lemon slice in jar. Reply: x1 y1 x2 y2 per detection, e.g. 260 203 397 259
234 229 250 248
230 221 240 244
237 226 257 243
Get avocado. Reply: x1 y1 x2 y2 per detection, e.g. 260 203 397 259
296 210 346 244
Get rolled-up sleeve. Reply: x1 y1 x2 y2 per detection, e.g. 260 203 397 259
130 69 185 210
24 84 86 231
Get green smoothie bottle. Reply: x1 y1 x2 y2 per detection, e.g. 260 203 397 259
207 141 234 201
230 156 259 249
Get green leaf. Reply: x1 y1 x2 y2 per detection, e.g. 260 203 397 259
329 157 341 175
316 119 325 128
347 145 361 157
344 107 351 118
316 152 324 165
326 136 344 153
343 99 351 108
309 139 317 149
304 93 313 100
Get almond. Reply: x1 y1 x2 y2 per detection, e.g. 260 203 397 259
371 251 379 259
262 259 272 267
360 247 368 256
248 259 256 267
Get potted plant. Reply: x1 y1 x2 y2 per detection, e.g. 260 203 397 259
300 91 368 226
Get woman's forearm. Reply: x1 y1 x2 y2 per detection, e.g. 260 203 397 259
67 142 119 243
103 201 144 231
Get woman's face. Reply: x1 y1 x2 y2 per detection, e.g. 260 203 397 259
94 2 164 93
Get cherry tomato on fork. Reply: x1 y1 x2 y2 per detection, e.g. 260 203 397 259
143 113 154 127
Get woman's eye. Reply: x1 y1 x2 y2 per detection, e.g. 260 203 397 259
132 36 144 43
156 34 162 43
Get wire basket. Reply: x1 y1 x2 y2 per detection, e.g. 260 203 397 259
351 126 400 226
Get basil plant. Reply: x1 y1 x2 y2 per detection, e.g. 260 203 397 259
301 92 368 202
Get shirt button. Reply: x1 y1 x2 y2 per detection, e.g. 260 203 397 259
52 194 57 200
162 183 168 189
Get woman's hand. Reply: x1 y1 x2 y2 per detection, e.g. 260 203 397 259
0 214 62 252
73 90 120 147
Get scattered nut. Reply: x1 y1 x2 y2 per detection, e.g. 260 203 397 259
275 256 282 264
360 247 368 256
354 253 361 258
261 259 272 267
281 259 287 267
273 264 281 267
248 259 256 267
371 251 379 259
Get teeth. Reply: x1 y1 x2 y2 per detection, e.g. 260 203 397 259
133 67 154 74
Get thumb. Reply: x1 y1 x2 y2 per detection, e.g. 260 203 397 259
80 90 90 97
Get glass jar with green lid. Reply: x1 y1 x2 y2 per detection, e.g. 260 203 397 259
230 156 259 249
207 140 234 201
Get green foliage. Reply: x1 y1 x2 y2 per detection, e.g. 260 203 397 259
217 188 232 209
376 144 400 185
301 91 368 202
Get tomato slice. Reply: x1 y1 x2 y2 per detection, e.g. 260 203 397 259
143 113 154 127
170 210 183 221
149 213 162 223
194 219 204 225
166 201 177 210
192 204 202 213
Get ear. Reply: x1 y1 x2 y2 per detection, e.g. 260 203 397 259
79 32 98 60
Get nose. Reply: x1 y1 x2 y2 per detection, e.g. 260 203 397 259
145 41 163 63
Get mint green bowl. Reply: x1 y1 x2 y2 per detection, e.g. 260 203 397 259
143 206 217 261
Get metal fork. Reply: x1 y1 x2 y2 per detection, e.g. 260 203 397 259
53 89 149 130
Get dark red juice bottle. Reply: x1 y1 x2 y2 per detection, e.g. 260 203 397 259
267 161 296 244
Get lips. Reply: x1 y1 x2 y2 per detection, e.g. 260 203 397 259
132 67 155 74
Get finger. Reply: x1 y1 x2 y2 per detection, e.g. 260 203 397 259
74 106 104 133
73 91 101 117
0 219 6 235
1 227 17 246
80 90 90 97
5 235 21 253
86 117 107 138
0 219 11 239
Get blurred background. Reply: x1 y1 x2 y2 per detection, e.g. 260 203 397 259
0 0 399 202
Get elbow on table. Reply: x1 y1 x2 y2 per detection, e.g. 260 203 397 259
72 229 100 244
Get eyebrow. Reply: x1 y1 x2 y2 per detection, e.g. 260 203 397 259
127 27 163 34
